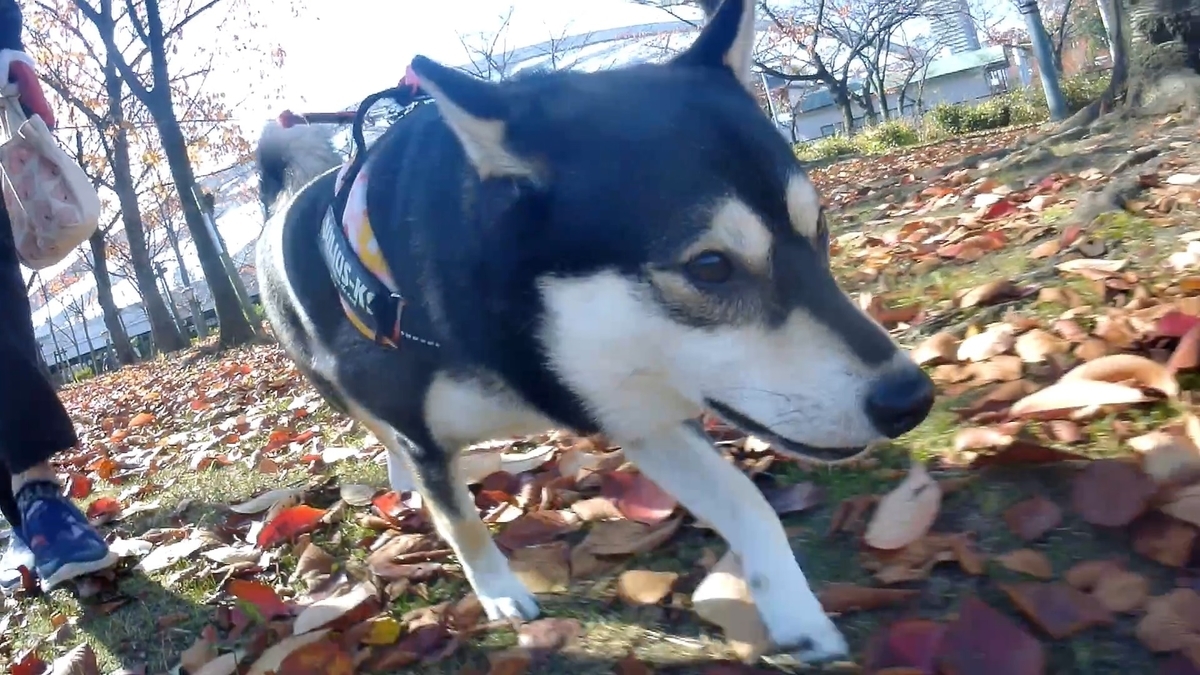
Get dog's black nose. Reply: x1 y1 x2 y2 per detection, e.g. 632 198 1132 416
866 366 935 439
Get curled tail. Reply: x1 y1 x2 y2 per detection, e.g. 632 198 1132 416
255 116 343 220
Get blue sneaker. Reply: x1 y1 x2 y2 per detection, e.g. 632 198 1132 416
17 481 118 591
0 529 36 592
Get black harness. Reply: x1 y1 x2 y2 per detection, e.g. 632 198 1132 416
316 86 436 349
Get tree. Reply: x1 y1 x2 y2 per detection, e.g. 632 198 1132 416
637 0 928 134
459 7 518 80
74 0 261 347
25 2 188 354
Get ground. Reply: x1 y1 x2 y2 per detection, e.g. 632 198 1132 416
5 110 1200 675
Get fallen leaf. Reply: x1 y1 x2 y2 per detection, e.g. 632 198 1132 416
135 536 204 574
496 511 581 550
230 487 303 515
862 619 946 674
912 332 959 366
277 638 355 675
1168 324 1200 373
1002 582 1114 638
577 516 681 556
1062 353 1180 399
1015 329 1069 363
817 583 918 614
1093 570 1150 613
601 471 678 525
47 643 99 675
957 324 1015 362
517 617 583 654
339 484 379 507
692 552 769 661
1010 380 1151 419
246 629 332 675
937 596 1045 675
996 549 1054 579
1131 512 1197 567
1003 496 1062 541
959 280 1021 308
1136 589 1200 653
569 497 624 522
257 504 327 548
487 648 532 675
1071 459 1154 527
227 579 291 620
616 569 679 605
1130 416 1200 484
864 463 942 551
509 542 571 593
1064 559 1124 590
292 583 380 635
363 615 403 646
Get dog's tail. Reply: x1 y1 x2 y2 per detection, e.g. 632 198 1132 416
255 116 343 220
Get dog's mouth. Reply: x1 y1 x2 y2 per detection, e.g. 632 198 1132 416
705 399 874 465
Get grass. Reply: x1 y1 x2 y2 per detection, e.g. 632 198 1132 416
9 114 1200 674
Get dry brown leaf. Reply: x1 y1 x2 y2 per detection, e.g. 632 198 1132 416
1014 329 1069 363
692 552 769 661
1002 582 1114 639
1131 512 1198 567
246 630 332 675
1093 570 1149 613
569 497 625 522
996 549 1054 579
616 570 679 606
1010 380 1151 419
1062 353 1181 399
1129 415 1200 485
1064 559 1125 591
912 332 959 366
487 648 532 675
953 426 1015 453
864 463 942 551
957 324 1015 362
509 542 571 593
1162 484 1200 529
292 583 379 635
1071 459 1155 527
48 644 99 675
1003 496 1062 542
1136 589 1200 653
817 583 918 614
938 596 1046 675
959 279 1021 308
577 516 682 556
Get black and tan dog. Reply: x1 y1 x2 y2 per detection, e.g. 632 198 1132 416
254 0 934 662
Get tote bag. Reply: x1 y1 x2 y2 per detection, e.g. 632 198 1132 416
0 57 100 269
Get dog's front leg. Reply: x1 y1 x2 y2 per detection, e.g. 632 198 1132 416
620 421 848 663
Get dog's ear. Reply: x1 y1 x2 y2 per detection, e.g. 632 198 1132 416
409 55 537 180
671 0 757 90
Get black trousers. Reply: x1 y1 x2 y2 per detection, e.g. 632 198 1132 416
0 205 78 528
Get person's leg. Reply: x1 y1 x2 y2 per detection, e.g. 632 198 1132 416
0 211 116 591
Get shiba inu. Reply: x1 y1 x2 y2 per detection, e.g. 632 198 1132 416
254 0 934 662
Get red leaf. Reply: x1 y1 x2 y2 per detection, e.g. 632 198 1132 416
863 619 945 674
601 471 677 525
1159 311 1200 339
227 579 292 619
257 504 326 548
66 472 93 499
980 200 1017 221
85 496 122 522
937 596 1045 675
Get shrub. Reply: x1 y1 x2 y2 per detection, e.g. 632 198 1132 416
795 134 858 161
1061 72 1109 110
855 119 921 153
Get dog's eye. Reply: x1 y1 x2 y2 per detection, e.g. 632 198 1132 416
684 251 734 284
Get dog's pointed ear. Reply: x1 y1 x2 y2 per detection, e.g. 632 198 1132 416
671 0 757 90
409 55 537 180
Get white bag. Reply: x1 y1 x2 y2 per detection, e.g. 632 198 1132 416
0 66 101 270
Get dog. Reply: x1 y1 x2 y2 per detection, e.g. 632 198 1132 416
254 0 934 663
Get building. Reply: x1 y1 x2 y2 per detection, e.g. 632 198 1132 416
779 45 1012 140
924 0 982 55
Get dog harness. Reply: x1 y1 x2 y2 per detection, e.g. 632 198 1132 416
303 78 442 350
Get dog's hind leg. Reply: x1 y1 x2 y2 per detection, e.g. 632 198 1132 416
354 414 539 622
618 421 848 664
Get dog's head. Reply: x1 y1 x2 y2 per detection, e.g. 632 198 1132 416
409 0 934 462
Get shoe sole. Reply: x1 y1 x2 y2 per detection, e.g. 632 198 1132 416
40 550 119 592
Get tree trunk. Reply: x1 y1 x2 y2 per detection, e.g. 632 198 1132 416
79 308 96 371
161 216 208 339
87 230 135 365
153 108 256 346
830 82 855 134
103 56 185 354
198 190 261 335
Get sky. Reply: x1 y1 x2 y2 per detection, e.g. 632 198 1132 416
236 0 678 135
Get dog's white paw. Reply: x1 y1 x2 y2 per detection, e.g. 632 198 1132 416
474 571 540 621
771 613 849 664
479 589 541 621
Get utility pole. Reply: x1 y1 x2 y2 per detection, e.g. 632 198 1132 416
1017 0 1069 120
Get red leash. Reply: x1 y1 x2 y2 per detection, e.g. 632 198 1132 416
277 67 422 129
